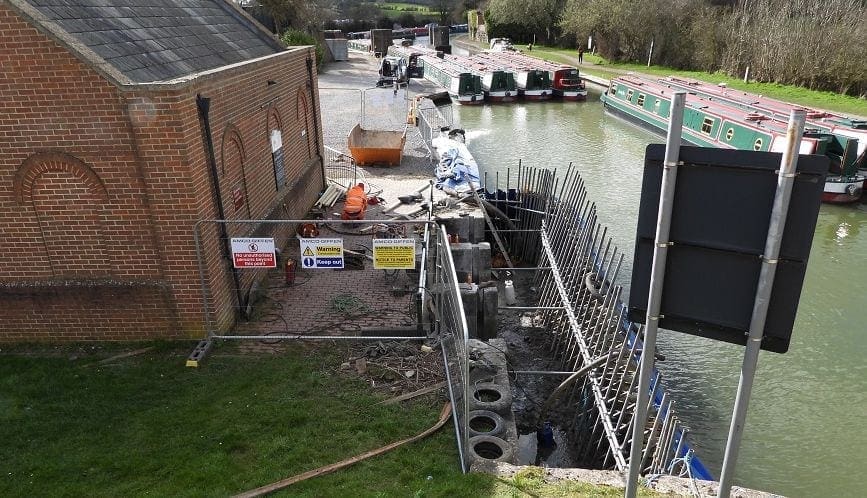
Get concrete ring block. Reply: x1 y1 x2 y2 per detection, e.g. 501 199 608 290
467 409 505 437
470 382 512 413
468 435 514 463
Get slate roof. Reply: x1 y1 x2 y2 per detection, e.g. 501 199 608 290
22 0 284 83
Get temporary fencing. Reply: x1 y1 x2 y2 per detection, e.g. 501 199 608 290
430 225 471 472
192 217 472 471
479 163 711 479
193 219 435 342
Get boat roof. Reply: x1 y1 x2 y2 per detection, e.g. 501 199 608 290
659 76 867 136
613 75 812 137
445 54 514 76
472 52 545 74
418 54 476 78
483 50 577 73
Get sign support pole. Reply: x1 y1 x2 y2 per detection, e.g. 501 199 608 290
717 110 806 498
625 91 686 498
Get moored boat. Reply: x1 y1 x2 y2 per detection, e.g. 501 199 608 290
600 75 864 203
441 53 517 102
474 52 552 101
486 51 587 101
417 53 484 105
660 76 867 183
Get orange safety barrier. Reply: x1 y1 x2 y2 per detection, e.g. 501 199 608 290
341 183 368 220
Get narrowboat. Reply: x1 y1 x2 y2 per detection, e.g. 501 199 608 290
442 54 517 102
475 52 552 101
600 75 864 203
661 76 867 181
418 54 484 105
486 51 587 101
347 38 371 53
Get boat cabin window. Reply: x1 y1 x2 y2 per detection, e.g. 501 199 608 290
626 89 634 102
637 94 645 107
754 138 763 151
725 127 734 141
701 117 714 135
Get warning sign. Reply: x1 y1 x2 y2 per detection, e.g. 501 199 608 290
373 238 416 270
299 238 344 269
231 238 276 268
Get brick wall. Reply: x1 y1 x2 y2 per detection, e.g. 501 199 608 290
0 4 324 341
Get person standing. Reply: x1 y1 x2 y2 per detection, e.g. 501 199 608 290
578 45 585 64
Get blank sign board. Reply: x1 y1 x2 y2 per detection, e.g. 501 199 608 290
628 145 828 353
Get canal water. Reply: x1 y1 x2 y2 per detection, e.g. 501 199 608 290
450 89 867 497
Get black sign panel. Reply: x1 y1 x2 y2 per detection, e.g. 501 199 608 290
628 145 828 353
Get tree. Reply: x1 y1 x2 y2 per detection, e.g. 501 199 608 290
259 0 323 34
486 0 565 43
397 12 418 28
433 0 456 25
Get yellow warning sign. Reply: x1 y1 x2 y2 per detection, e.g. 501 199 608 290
373 238 416 270
303 247 314 256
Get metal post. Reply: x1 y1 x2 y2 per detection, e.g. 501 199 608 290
647 39 654 67
717 110 806 498
625 91 686 498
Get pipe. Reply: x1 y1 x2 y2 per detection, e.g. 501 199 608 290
305 54 325 187
535 349 620 426
196 95 246 318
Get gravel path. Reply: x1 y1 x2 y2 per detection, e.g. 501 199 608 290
317 52 457 213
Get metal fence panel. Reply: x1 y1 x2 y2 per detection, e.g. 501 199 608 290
432 225 470 472
194 219 435 341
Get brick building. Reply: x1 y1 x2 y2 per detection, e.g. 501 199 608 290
0 0 325 341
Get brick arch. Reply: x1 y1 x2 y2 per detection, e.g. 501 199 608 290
266 105 283 133
13 152 112 277
220 124 251 217
265 104 287 191
220 124 246 175
14 151 108 206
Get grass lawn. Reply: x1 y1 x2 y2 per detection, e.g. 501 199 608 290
0 342 657 497
377 2 437 20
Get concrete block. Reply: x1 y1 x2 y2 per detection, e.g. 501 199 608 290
450 242 473 282
479 286 498 340
438 212 485 243
472 242 492 283
459 283 478 339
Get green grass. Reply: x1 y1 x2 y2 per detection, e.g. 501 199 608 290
377 2 435 12
377 2 437 20
523 45 867 117
0 343 655 497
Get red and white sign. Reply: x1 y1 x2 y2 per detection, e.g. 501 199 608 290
231 237 276 268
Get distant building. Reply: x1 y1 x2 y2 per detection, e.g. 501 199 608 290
0 0 325 341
